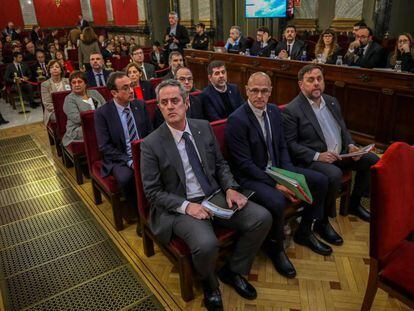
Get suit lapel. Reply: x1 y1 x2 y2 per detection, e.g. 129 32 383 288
130 100 143 138
159 123 186 188
267 107 280 164
108 100 127 150
245 104 266 145
188 121 209 174
298 93 326 144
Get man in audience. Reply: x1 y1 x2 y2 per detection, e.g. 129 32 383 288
225 26 247 54
31 50 49 81
140 79 272 310
352 21 367 39
226 72 331 279
95 71 153 228
77 14 90 30
275 25 306 60
199 60 244 121
2 22 19 41
191 23 209 51
86 52 111 87
4 51 37 108
162 51 184 80
45 30 59 48
24 41 37 62
344 26 385 68
150 41 166 70
283 64 380 225
164 11 190 57
102 42 120 60
130 46 156 80
250 27 277 57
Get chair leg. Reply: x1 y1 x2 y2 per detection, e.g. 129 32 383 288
55 140 62 157
340 180 351 216
111 195 124 231
47 131 55 146
73 155 84 185
142 229 155 257
178 256 194 302
92 180 102 204
361 259 379 311
62 150 73 168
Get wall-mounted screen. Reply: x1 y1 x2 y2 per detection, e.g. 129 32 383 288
246 0 287 18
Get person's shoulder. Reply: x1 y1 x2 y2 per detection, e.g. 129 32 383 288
322 93 337 103
189 118 210 128
96 99 113 113
227 83 239 91
284 94 304 111
228 102 248 122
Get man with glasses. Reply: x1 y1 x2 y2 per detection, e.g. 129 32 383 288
250 27 277 57
199 60 244 121
130 46 156 80
95 71 153 230
344 26 385 68
225 72 331 279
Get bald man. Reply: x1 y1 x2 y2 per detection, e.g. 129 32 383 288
225 72 331 279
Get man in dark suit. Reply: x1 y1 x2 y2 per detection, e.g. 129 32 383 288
95 71 153 226
250 27 277 57
140 79 271 310
77 14 90 30
30 50 49 82
30 25 42 46
344 27 385 68
86 53 111 87
275 25 307 60
150 41 167 70
4 52 37 108
199 60 244 121
226 72 331 279
191 23 209 51
162 51 184 80
23 41 37 62
225 26 248 54
283 64 379 226
164 11 190 56
2 22 19 41
130 46 156 80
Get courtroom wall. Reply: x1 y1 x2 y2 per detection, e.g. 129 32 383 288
389 0 414 36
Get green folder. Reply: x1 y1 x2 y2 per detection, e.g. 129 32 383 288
265 167 313 204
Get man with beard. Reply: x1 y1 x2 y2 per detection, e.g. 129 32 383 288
275 25 306 60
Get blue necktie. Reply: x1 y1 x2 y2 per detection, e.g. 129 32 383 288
124 107 138 141
263 110 277 167
182 132 214 196
97 73 105 86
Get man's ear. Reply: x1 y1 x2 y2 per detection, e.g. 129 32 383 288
110 90 117 98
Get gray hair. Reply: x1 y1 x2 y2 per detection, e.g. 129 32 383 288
155 79 187 103
168 51 183 65
169 11 178 19
230 25 242 36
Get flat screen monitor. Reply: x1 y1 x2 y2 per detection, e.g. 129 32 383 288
246 0 287 18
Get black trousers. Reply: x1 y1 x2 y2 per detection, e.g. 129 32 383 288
112 164 138 218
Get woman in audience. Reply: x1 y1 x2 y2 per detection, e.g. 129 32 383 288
314 28 343 64
120 43 130 57
62 71 105 147
77 27 100 71
40 60 71 126
64 40 76 59
387 33 414 72
126 62 155 100
55 50 74 74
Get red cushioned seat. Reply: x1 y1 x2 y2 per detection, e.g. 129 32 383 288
91 161 120 194
66 141 85 155
380 241 414 298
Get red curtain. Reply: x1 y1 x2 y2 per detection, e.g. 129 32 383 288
0 1 24 28
111 0 138 26
33 0 82 27
90 0 108 25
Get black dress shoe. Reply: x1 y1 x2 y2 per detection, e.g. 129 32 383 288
294 232 332 256
217 266 257 300
349 204 370 222
264 243 296 278
203 289 223 311
0 116 9 125
314 221 343 246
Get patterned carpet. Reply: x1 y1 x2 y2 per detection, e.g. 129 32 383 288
0 135 164 311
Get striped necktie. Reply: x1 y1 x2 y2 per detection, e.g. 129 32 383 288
124 107 138 141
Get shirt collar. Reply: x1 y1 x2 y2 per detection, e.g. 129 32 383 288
306 95 326 109
113 99 130 113
93 69 103 75
212 83 227 93
247 99 267 118
166 119 191 144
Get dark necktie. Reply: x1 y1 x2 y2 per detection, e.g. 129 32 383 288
181 132 214 196
41 63 47 76
97 73 105 86
124 107 138 141
287 44 291 56
263 110 277 166
16 64 22 77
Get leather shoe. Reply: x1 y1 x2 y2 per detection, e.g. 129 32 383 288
349 204 370 222
217 266 257 300
294 232 332 256
314 221 343 246
264 242 296 278
203 289 223 311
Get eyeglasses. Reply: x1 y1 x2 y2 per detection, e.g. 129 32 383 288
177 76 193 82
398 39 410 43
323 34 333 38
248 88 271 95
118 84 133 91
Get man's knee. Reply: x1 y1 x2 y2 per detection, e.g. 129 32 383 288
361 152 380 168
193 236 219 258
242 203 273 232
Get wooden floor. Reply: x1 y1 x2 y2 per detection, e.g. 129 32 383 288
0 122 412 311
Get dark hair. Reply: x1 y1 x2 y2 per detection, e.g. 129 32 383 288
285 24 296 31
107 71 127 91
153 41 160 47
131 45 143 54
47 60 65 78
298 64 324 81
54 49 66 60
257 27 270 35
13 51 23 58
353 21 367 28
207 60 226 75
126 62 143 75
196 23 205 29
81 27 98 45
315 28 339 57
358 26 373 36
69 70 88 84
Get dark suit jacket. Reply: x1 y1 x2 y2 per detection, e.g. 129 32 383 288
275 39 307 60
199 83 244 121
30 61 49 81
150 51 166 69
141 62 156 80
30 30 41 45
226 102 295 187
250 38 277 57
134 80 156 101
324 47 344 65
86 69 111 87
344 41 385 68
282 92 355 166
165 24 190 52
94 99 153 177
4 62 31 84
78 19 90 30
154 94 204 128
226 36 248 54
140 119 239 244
